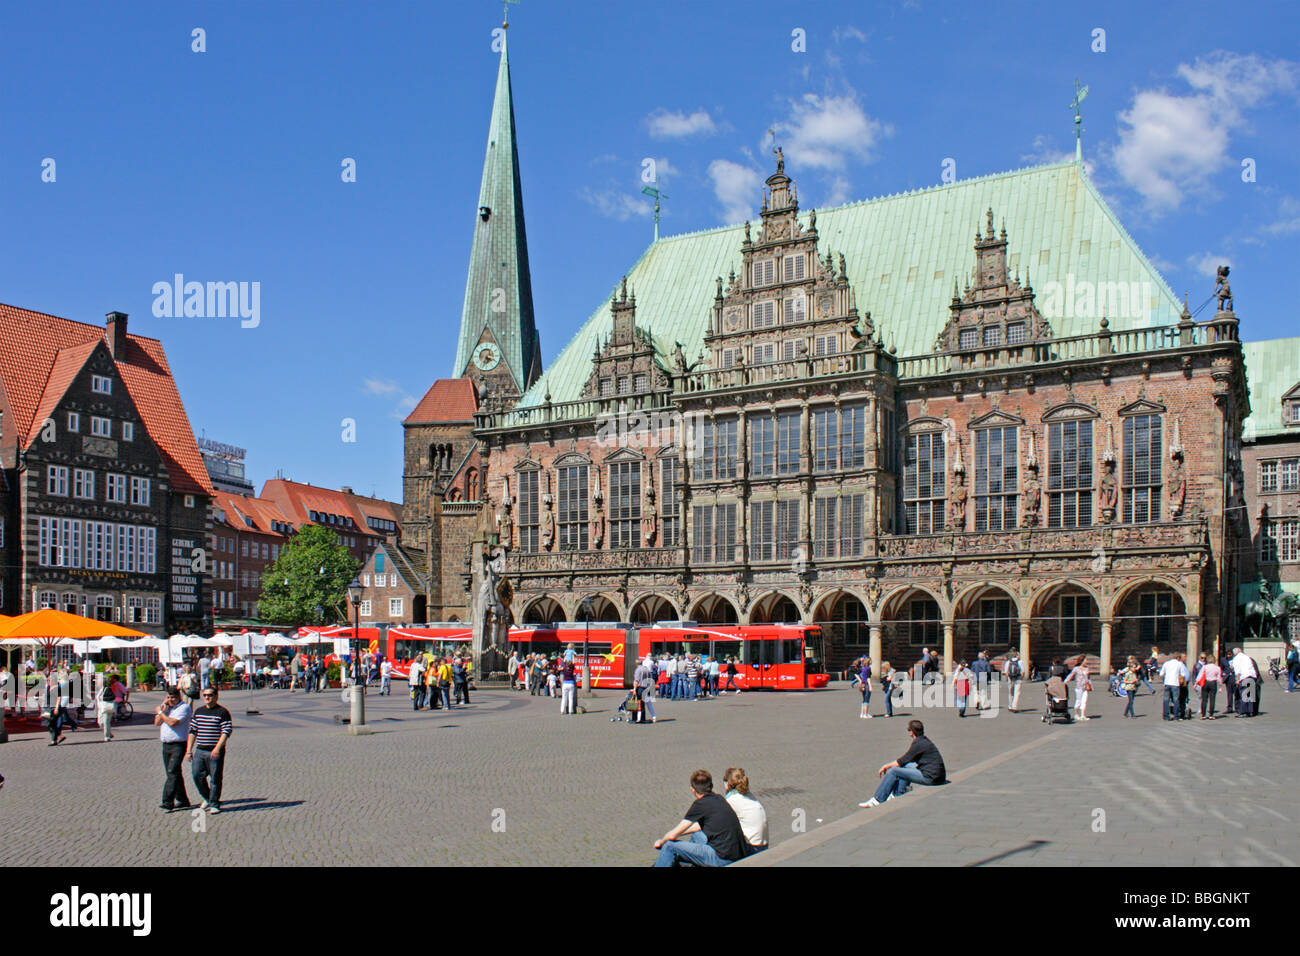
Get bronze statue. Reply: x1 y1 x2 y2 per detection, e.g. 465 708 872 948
1215 265 1233 312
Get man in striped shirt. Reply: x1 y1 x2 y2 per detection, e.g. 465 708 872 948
186 687 233 814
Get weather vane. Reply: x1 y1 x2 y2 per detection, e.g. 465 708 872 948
641 184 668 242
501 0 519 28
1070 79 1089 164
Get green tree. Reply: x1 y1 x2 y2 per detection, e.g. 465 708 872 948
257 525 361 627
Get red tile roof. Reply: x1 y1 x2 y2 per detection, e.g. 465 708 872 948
404 378 478 424
0 303 213 496
26 341 100 444
259 479 402 537
212 491 292 535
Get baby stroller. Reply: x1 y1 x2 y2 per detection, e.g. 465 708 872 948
610 691 641 724
1107 673 1123 697
1042 676 1073 724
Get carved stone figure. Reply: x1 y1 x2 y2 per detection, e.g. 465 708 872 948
1214 265 1233 312
1020 462 1042 527
540 494 555 551
737 581 750 613
590 495 605 548
474 491 496 544
1097 459 1118 523
498 499 513 550
643 481 658 546
799 580 813 612
673 341 689 373
866 579 882 612
947 470 968 530
1167 451 1187 517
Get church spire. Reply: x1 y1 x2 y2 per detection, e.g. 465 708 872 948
453 26 542 402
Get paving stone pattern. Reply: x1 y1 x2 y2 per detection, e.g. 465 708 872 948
0 678 1291 866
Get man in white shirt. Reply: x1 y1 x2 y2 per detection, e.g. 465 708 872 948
408 655 425 710
1231 648 1260 717
1158 655 1187 721
379 658 393 696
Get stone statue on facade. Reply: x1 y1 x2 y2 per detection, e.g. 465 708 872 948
497 497 514 551
590 495 606 548
474 491 496 544
1020 461 1042 528
1167 450 1187 517
1097 458 1118 523
540 493 555 551
947 469 968 531
643 480 658 546
1214 265 1233 312
866 579 882 612
736 581 750 613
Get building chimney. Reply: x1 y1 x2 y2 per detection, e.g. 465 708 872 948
105 312 128 359
341 486 354 495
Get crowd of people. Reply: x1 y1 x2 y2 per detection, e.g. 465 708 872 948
406 651 475 710
508 646 742 706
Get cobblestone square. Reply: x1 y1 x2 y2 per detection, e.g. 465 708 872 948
0 678 1294 867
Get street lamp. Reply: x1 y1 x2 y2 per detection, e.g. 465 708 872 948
581 596 594 698
346 578 366 731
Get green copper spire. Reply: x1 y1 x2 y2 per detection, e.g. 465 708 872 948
453 28 541 397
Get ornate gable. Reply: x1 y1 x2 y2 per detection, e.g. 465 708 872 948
705 152 875 374
968 409 1025 429
1042 402 1100 422
933 208 1052 354
1117 398 1167 417
580 276 671 399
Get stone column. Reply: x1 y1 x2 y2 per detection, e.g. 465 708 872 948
869 623 882 676
1019 620 1031 669
1099 620 1113 678
1186 616 1201 665
942 622 954 677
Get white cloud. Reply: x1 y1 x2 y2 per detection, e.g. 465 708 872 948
1261 195 1300 237
1146 254 1178 274
833 25 868 43
1188 252 1233 277
708 159 762 224
1111 52 1299 213
773 92 891 171
647 108 717 139
824 175 851 207
1020 134 1097 176
646 156 679 182
364 378 418 419
580 186 651 221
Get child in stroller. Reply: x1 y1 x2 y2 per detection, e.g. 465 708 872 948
1042 675 1073 723
611 691 641 723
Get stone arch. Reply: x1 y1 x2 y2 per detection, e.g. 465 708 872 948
628 593 680 624
750 590 802 624
813 589 870 655
522 596 566 626
573 593 621 623
1107 575 1191 621
1029 578 1104 618
952 581 1023 621
690 593 739 624
880 584 949 622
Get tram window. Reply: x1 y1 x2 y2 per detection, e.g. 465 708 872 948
712 640 742 662
651 642 683 657
781 639 803 663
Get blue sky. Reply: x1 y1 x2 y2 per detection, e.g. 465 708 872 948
2 0 1296 502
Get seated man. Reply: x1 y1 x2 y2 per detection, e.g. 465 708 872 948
653 770 748 867
859 719 946 807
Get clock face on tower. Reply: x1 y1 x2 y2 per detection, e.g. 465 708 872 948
473 342 502 371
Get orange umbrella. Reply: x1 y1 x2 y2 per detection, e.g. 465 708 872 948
0 609 148 639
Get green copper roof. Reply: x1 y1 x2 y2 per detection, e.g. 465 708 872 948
520 160 1188 411
452 34 540 394
1242 336 1300 439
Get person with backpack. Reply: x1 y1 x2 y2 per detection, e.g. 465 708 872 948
1286 644 1299 693
1004 652 1025 712
858 658 873 719
96 672 117 742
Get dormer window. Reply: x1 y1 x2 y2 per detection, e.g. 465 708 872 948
983 326 1002 347
91 416 111 437
600 378 613 397
782 293 806 324
752 301 776 329
753 259 775 287
1287 400 1300 425
959 328 978 350
91 375 112 395
783 255 805 282
1007 322 1028 345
